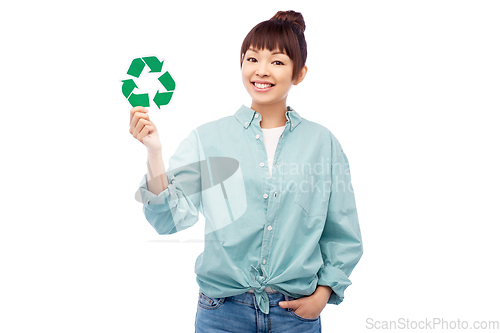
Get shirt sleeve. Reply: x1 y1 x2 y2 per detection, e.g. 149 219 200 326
136 129 204 235
316 135 363 305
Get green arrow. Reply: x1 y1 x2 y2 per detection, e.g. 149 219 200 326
153 91 173 108
128 93 150 107
127 58 146 78
122 79 137 98
158 71 176 91
142 56 164 73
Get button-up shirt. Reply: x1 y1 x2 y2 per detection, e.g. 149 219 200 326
136 104 363 314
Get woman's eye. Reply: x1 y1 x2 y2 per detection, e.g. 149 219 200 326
247 57 257 62
273 61 284 65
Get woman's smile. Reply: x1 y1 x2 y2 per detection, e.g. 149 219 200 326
252 80 275 92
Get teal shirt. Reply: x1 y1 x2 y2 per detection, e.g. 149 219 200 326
137 104 363 314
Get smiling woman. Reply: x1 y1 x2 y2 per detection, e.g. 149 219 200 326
130 9 363 333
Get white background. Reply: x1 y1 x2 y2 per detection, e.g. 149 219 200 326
1 0 499 332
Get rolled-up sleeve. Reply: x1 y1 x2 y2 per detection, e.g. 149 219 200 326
136 129 203 235
317 136 363 305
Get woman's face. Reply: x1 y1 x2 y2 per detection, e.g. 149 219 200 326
241 47 296 107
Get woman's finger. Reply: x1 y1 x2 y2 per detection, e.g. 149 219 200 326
130 111 150 136
129 106 147 125
137 124 152 144
133 117 150 139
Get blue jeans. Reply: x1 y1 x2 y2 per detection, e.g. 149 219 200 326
195 291 321 333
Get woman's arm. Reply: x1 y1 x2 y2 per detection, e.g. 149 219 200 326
130 106 169 195
146 150 168 195
316 147 363 305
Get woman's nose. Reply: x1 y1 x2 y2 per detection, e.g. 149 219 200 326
256 63 270 77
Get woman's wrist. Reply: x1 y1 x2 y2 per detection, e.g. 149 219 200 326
313 285 333 302
147 148 163 156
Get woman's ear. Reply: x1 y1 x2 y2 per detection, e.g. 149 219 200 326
293 65 308 85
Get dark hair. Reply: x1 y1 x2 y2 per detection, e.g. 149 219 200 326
240 10 307 82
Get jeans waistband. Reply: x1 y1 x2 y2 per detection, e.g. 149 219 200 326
247 286 280 294
225 291 295 306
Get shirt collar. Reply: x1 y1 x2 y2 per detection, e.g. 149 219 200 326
234 104 302 131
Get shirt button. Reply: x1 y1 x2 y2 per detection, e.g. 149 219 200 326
268 225 272 231
274 192 277 197
255 114 260 118
276 162 279 167
262 259 266 264
263 193 268 199
255 134 260 139
260 162 264 167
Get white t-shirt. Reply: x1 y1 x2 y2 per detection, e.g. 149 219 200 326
261 125 287 177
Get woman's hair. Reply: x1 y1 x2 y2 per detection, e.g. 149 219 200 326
240 10 307 82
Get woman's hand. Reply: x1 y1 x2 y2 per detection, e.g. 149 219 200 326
278 286 332 319
129 106 162 153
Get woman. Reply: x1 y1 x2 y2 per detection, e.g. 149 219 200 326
129 10 363 333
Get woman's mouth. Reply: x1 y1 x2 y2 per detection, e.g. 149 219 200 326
252 82 275 92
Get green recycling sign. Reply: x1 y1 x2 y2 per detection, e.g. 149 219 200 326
122 56 175 109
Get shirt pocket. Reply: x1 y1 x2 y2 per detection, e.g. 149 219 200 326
198 292 225 310
294 171 331 217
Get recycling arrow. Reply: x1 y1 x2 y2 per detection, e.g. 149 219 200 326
153 91 173 108
129 93 150 107
121 79 137 98
121 55 175 109
126 58 146 78
143 56 163 73
158 71 175 91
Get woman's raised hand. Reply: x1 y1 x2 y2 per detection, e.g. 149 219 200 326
129 106 162 153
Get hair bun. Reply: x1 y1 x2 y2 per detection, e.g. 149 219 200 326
271 10 306 33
